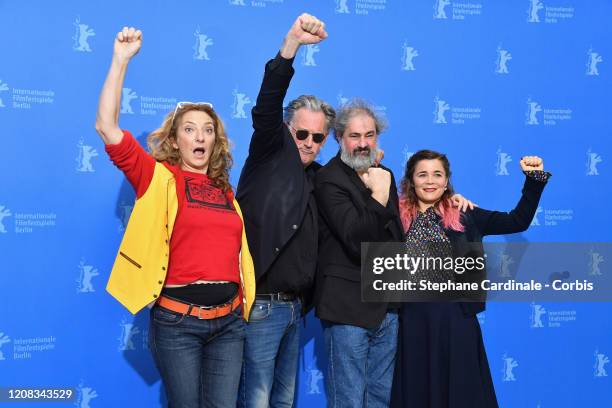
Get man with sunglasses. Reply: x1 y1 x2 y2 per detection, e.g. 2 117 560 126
236 13 334 408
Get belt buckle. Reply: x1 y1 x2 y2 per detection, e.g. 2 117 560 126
197 298 235 319
197 304 217 319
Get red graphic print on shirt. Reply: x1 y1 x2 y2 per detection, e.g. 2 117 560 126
184 177 233 210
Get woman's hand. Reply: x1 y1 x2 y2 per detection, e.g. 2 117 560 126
95 27 142 145
113 27 142 63
450 194 477 212
520 156 544 172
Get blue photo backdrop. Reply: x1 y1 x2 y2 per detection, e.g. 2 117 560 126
0 1 610 406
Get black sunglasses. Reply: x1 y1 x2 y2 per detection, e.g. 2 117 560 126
287 124 326 144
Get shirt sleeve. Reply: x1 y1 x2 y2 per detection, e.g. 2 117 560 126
268 52 295 75
247 53 296 160
523 169 552 183
105 130 156 199
471 173 548 236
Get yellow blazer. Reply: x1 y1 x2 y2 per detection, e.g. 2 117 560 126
106 162 255 320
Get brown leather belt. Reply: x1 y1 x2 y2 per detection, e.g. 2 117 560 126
157 295 241 320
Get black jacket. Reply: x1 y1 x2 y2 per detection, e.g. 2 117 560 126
314 154 404 329
236 55 318 282
448 174 549 316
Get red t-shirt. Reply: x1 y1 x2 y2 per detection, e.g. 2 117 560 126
105 130 242 286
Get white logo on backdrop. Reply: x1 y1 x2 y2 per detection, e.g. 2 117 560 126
530 302 547 328
531 206 543 226
502 354 519 381
594 350 609 377
525 98 542 125
586 149 602 176
118 202 134 231
402 147 414 163
76 139 98 173
495 148 512 176
75 382 98 408
433 97 450 124
499 252 514 278
307 367 324 394
0 332 10 360
0 205 11 234
401 43 419 71
77 259 99 293
337 92 349 107
495 46 512 74
72 17 95 52
527 0 544 23
0 79 8 107
586 48 603 76
120 88 138 114
588 249 604 276
302 45 320 67
229 0 246 5
231 89 252 119
193 27 214 61
434 0 451 19
336 0 350 14
118 320 140 351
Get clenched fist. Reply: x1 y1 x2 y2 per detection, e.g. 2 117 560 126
280 13 328 59
520 156 544 172
113 27 142 62
360 167 391 206
288 13 328 44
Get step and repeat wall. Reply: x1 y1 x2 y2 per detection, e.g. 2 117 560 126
1 0 610 407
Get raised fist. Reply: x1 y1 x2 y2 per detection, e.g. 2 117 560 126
114 27 142 62
520 156 544 172
361 167 391 194
286 13 328 45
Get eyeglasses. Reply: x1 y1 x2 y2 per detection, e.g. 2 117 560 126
287 124 326 144
171 101 214 123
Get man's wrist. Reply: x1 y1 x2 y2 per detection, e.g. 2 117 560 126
279 37 301 59
371 191 389 207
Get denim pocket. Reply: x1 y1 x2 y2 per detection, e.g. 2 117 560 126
248 301 271 321
152 306 187 326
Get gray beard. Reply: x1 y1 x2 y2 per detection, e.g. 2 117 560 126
340 145 379 172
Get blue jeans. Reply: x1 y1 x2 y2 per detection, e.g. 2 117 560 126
148 304 245 408
238 297 302 408
324 312 399 408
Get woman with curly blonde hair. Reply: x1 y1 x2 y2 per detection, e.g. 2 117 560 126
95 27 255 408
147 103 233 192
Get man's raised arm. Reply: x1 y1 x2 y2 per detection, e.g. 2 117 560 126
248 13 328 159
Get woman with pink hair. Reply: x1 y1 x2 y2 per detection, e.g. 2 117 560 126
391 150 550 408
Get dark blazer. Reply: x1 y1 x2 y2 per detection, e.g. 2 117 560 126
314 154 404 329
236 56 319 281
447 174 549 316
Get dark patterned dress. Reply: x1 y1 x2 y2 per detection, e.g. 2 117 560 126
391 170 549 408
391 207 498 408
